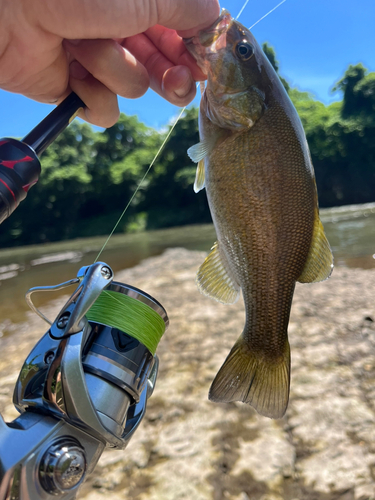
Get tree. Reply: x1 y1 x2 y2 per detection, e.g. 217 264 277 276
139 107 211 229
0 121 97 245
1 54 375 248
333 63 367 118
79 114 161 236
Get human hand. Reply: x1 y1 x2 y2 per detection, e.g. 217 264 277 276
0 0 220 127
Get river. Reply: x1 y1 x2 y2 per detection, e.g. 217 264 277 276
0 202 374 335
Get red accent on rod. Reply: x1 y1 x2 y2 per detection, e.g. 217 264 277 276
22 180 38 193
0 156 34 170
0 177 16 203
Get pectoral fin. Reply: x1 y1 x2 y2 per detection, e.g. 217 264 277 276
193 159 205 193
187 138 215 163
188 133 219 193
298 213 333 283
196 242 240 304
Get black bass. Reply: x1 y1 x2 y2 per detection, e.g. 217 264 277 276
183 10 333 418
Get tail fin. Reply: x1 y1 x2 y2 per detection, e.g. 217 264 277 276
209 336 290 419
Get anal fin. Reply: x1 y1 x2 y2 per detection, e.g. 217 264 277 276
209 336 290 419
298 211 333 283
196 242 240 304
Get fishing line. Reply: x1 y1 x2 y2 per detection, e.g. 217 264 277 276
94 106 186 262
94 0 284 263
249 0 287 30
86 289 166 354
236 0 251 20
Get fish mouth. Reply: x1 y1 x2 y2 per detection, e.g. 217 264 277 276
183 9 232 46
183 9 233 74
199 8 233 47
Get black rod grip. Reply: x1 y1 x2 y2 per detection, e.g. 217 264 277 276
0 92 85 224
22 93 85 156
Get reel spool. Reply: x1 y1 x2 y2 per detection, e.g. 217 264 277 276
83 282 169 436
86 282 168 355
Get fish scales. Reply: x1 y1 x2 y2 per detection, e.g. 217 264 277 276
207 113 312 345
184 9 333 418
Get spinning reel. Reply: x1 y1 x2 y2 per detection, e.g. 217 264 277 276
0 95 169 499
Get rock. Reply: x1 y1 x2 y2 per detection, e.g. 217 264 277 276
0 249 375 500
231 423 295 488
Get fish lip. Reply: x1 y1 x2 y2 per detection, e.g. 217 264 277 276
202 8 232 37
183 9 233 75
183 8 233 47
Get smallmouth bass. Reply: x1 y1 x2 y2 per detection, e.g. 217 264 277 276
183 10 333 418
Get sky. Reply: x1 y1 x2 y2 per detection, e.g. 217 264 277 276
0 0 374 138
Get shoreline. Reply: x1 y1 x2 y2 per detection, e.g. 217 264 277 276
0 248 374 500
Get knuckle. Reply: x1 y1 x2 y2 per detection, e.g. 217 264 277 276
144 51 165 74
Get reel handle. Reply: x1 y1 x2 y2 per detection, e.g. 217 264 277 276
0 93 84 224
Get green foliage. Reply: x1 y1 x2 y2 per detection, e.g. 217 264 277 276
1 50 375 247
137 108 211 229
289 64 375 206
333 63 367 118
0 115 162 246
262 42 279 72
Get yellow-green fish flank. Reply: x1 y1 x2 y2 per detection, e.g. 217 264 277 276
184 10 333 418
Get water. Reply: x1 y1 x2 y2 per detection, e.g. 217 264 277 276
320 202 375 269
0 203 375 335
0 225 217 332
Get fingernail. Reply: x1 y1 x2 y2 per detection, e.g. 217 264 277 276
174 73 194 98
69 61 89 80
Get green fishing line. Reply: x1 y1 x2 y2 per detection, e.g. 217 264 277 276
86 290 165 355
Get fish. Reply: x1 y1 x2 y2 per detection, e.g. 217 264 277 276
183 9 333 419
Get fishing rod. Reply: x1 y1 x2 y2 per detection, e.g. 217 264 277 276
0 94 169 499
0 92 84 224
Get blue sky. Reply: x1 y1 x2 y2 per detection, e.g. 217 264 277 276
0 0 373 138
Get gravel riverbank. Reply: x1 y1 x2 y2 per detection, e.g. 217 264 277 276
0 248 374 500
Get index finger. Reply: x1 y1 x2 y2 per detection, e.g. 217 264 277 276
35 0 220 40
129 26 206 81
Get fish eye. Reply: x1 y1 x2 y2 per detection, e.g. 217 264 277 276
236 41 254 61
